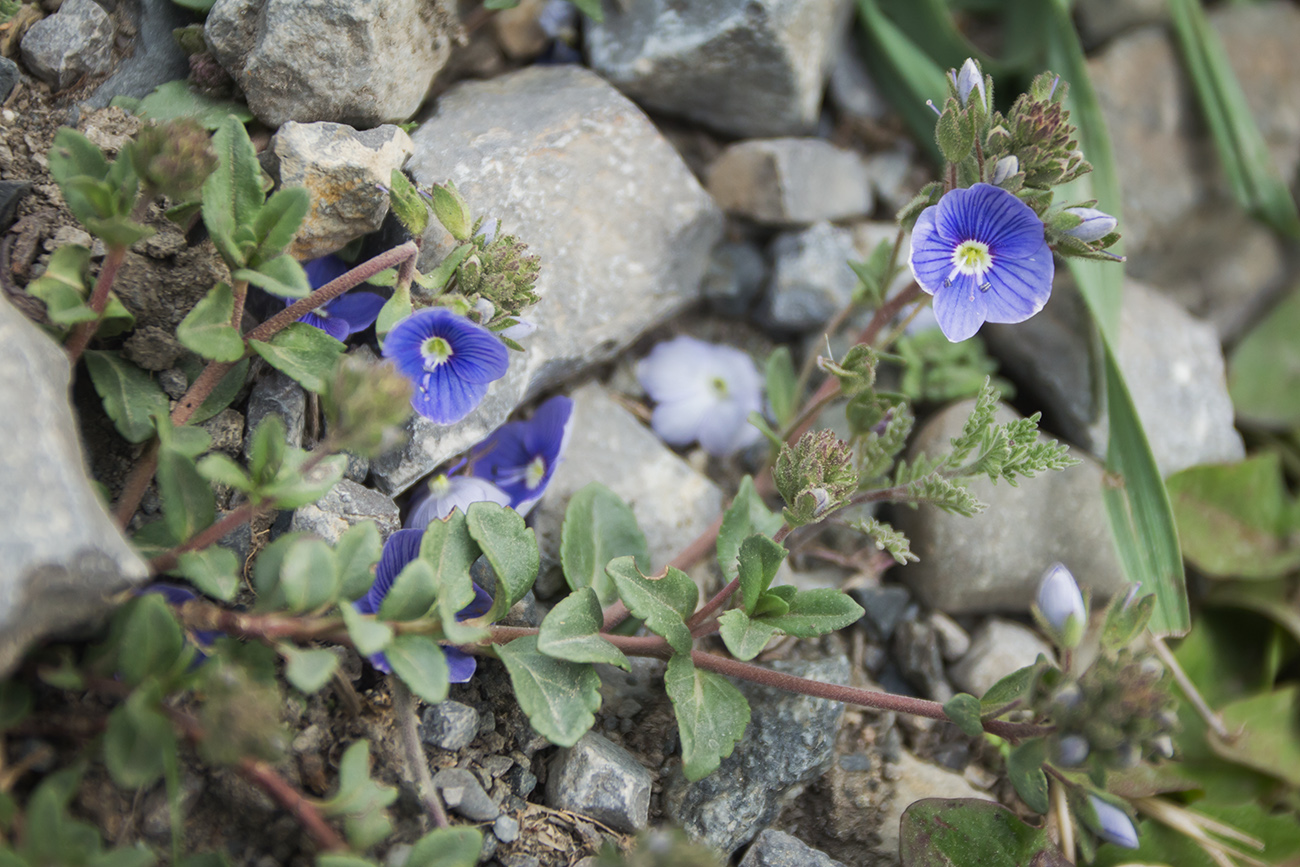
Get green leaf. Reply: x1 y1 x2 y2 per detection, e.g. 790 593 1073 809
376 559 438 621
117 595 187 686
175 547 240 601
736 534 786 616
404 827 483 867
1166 454 1300 579
248 322 346 393
387 169 430 238
125 79 251 129
1006 739 1049 814
318 741 397 851
942 693 984 738
761 589 863 638
664 653 750 781
536 587 630 669
1210 685 1300 788
83 350 171 444
103 686 176 789
278 538 340 612
428 181 471 241
376 282 412 347
156 436 215 544
283 646 339 694
385 635 450 705
568 0 601 22
605 558 698 654
315 858 375 867
765 347 798 427
26 244 93 326
235 254 311 298
260 452 348 510
417 243 473 294
335 521 383 601
249 187 309 266
196 452 254 493
203 115 264 268
560 482 649 605
496 635 601 747
1228 285 1300 427
248 414 287 484
1099 592 1155 652
0 681 32 730
188 357 250 425
898 798 1071 867
466 500 539 619
716 476 783 583
716 609 777 661
48 127 110 186
980 663 1040 714
90 847 158 867
420 510 480 616
340 604 393 656
177 282 246 362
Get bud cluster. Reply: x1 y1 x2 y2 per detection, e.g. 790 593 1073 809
129 119 218 203
456 226 542 323
774 430 858 527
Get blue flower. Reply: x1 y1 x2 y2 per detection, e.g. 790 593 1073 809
139 583 220 661
294 254 386 342
382 308 510 424
1088 795 1139 849
637 336 762 457
909 183 1055 342
405 473 512 529
469 395 573 514
355 528 492 682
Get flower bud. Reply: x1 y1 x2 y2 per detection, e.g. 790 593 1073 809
954 58 987 111
476 216 499 245
1036 562 1086 648
991 155 1019 185
500 318 537 341
1062 207 1117 243
1151 735 1174 759
1087 795 1139 849
1055 734 1090 766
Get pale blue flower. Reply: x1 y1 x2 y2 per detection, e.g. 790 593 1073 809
953 58 987 110
1036 562 1086 648
383 308 509 424
909 183 1054 342
405 474 511 529
991 155 1019 186
1088 795 1139 849
637 336 762 457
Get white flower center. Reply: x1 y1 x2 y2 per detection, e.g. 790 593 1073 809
944 240 994 292
421 336 453 369
525 456 546 490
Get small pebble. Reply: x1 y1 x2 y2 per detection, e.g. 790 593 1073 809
493 814 520 844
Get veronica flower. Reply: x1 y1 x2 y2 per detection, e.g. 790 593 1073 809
469 395 573 514
355 529 492 682
909 183 1055 342
383 307 509 424
1061 207 1118 243
294 254 386 341
405 473 511 529
637 336 762 457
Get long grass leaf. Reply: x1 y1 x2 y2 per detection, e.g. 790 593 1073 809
1167 0 1300 238
855 0 949 164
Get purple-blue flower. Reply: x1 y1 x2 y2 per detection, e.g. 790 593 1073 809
140 583 220 659
382 307 510 425
355 528 492 682
405 474 512 529
909 183 1055 342
637 336 762 457
469 395 573 514
294 254 386 342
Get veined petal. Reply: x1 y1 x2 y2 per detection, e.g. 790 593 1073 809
445 647 477 683
300 309 350 342
326 291 387 336
939 184 1045 259
637 336 719 403
908 204 951 296
932 280 989 342
406 476 511 529
696 400 759 457
359 528 425 614
413 365 490 425
983 239 1053 323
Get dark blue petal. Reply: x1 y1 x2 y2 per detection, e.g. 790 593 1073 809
984 239 1054 323
443 329 509 384
327 292 387 335
384 309 510 423
303 254 350 290
908 204 953 297
359 528 425 614
445 648 477 683
471 395 573 507
458 583 494 621
411 365 489 424
299 308 351 342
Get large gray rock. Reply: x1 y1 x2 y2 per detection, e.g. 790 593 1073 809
271 121 414 260
545 732 652 833
985 277 1244 478
87 0 192 107
760 222 858 332
664 656 849 854
707 139 872 226
585 0 852 139
288 479 400 544
0 57 20 104
893 400 1129 615
204 0 455 127
740 830 848 867
243 371 306 459
375 66 723 494
531 382 724 588
20 0 115 90
0 295 149 675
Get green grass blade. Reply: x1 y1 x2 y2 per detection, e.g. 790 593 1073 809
855 0 949 164
875 0 1001 74
1043 1 1189 636
1167 0 1300 238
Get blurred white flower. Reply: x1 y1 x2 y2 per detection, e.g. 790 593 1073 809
637 336 762 457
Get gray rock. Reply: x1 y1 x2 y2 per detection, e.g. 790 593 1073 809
86 0 191 107
492 814 520 844
892 619 951 703
0 57 19 103
200 408 245 457
20 0 115 90
707 139 872 226
376 66 722 494
432 768 500 821
420 700 480 752
927 612 970 663
663 656 850 854
702 240 768 318
760 222 858 331
740 829 848 867
530 383 724 592
949 619 1055 698
1074 0 1166 47
0 295 149 675
893 400 1130 615
852 585 913 643
545 732 652 833
0 180 31 233
985 277 1244 477
586 0 852 138
204 0 454 127
862 151 917 218
873 751 995 858
270 121 414 261
828 31 887 122
243 371 306 459
288 479 400 545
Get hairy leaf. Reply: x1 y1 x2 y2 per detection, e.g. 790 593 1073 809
496 636 600 747
664 654 750 781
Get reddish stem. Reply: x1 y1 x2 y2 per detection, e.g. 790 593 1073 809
65 245 127 363
149 501 263 573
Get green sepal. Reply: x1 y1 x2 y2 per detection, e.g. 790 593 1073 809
1099 592 1154 652
428 181 472 241
416 244 473 295
387 169 430 237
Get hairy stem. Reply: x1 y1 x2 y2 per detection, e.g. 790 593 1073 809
230 278 248 330
390 677 449 829
65 244 127 363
